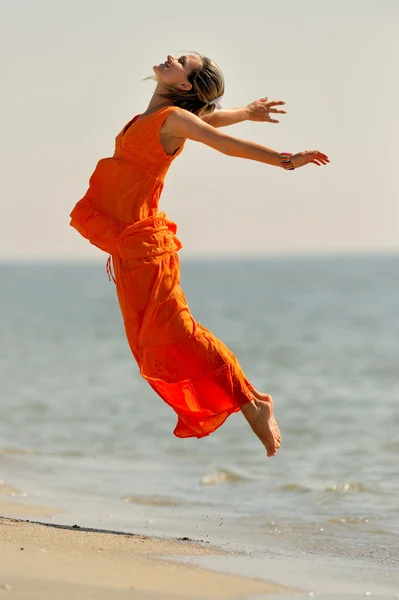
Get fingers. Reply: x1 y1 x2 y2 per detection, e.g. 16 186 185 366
308 150 330 165
312 151 329 160
315 156 329 165
258 98 286 111
266 100 286 108
263 106 286 124
294 150 330 167
263 113 280 123
291 150 330 168
253 98 287 124
259 98 285 106
310 157 329 166
267 108 287 114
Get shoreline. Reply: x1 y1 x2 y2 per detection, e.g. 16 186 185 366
0 500 292 600
1 492 399 598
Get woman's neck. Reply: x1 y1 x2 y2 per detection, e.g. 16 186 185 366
143 84 173 116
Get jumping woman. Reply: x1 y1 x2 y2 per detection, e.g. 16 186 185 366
70 53 329 457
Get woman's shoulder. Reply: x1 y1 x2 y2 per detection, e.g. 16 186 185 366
161 106 199 133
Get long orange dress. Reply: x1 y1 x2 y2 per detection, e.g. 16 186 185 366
70 105 254 438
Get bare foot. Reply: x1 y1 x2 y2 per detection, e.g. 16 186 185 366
241 391 281 457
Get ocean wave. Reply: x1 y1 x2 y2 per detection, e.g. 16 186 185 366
122 495 182 507
0 447 36 456
0 481 22 497
277 483 312 493
325 482 371 493
200 468 248 486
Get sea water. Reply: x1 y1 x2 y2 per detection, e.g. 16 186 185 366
1 256 398 577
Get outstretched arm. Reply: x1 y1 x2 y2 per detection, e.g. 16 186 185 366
167 109 329 169
202 98 286 128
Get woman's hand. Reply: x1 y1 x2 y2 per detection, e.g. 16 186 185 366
291 150 330 168
246 97 286 123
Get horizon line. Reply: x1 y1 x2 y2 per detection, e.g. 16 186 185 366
1 249 398 265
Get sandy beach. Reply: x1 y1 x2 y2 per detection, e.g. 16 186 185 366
0 501 290 600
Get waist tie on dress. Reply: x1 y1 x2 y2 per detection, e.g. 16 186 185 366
115 213 182 260
96 213 183 284
71 201 183 263
106 256 116 283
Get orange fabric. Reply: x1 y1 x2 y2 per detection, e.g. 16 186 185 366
70 106 254 438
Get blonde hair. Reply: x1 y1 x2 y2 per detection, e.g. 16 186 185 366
153 55 225 116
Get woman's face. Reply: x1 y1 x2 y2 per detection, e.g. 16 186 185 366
153 54 201 91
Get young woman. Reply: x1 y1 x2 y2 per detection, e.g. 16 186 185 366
70 53 329 457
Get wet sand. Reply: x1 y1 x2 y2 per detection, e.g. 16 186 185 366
0 501 290 600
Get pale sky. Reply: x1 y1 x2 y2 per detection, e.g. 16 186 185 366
1 0 398 260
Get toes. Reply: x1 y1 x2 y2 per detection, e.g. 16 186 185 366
265 437 277 456
268 432 281 454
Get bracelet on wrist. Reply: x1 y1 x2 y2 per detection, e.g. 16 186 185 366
280 152 295 170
